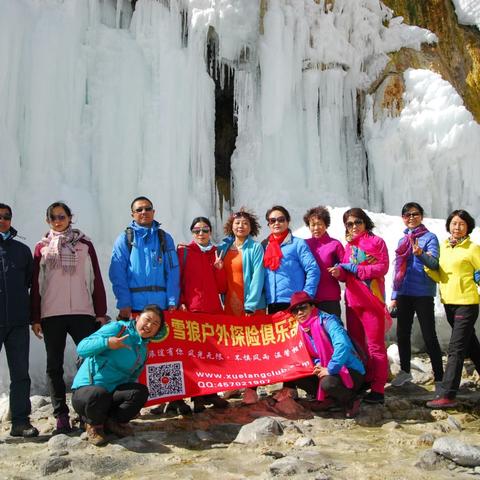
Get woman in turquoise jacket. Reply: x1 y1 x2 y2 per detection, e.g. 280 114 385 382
72 305 165 445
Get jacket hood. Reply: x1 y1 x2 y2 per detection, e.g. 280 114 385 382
130 219 160 233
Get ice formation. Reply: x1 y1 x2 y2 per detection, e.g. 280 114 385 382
452 0 480 30
0 0 478 394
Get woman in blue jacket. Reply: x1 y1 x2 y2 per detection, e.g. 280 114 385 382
263 205 320 314
389 202 443 387
72 305 165 445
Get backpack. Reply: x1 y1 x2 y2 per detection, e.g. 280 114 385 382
125 226 174 268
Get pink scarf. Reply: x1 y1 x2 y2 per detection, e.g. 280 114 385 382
300 309 353 401
393 224 428 291
41 226 85 273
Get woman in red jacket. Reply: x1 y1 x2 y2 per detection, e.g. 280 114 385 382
165 217 228 415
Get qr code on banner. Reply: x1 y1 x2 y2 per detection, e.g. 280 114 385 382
146 361 186 400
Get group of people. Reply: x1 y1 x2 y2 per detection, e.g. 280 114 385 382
1 197 479 445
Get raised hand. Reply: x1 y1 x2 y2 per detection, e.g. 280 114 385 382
108 334 131 350
214 250 224 270
411 238 423 256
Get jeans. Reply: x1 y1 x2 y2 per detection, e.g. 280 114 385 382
396 295 443 381
440 304 480 398
72 383 149 425
41 315 97 417
0 326 31 425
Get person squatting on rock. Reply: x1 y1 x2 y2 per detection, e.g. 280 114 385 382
425 209 480 409
109 196 183 413
389 202 443 389
31 202 107 435
72 305 166 445
0 203 39 437
284 291 365 418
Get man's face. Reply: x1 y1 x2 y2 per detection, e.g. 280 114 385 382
0 208 12 234
131 200 155 227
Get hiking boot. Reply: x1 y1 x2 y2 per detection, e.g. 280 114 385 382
165 400 192 416
10 422 39 438
426 397 458 409
105 418 135 438
85 423 108 446
52 413 72 435
363 391 385 404
391 370 413 387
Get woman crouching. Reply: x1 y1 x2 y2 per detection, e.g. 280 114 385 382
287 292 365 417
71 305 165 445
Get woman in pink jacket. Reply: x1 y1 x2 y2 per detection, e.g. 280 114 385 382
31 202 107 434
329 208 391 404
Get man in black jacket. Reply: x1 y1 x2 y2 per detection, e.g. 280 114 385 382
0 203 38 437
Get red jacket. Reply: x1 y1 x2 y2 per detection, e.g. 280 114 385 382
178 242 226 313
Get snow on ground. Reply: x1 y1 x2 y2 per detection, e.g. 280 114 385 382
452 0 480 30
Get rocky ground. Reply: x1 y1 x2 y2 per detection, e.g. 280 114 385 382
1 355 480 480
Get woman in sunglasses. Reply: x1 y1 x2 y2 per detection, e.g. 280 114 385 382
217 208 266 404
31 202 107 434
263 205 320 314
170 216 228 414
389 202 443 389
328 208 390 404
425 209 480 409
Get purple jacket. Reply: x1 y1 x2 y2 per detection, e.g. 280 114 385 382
306 234 345 302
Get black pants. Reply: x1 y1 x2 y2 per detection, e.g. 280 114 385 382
318 300 342 318
42 315 97 417
72 383 149 425
287 369 364 407
267 303 290 314
396 295 443 381
0 325 32 425
440 304 480 399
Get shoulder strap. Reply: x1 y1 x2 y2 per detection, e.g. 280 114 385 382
158 229 174 268
125 227 134 253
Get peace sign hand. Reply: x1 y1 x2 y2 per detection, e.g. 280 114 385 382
214 250 224 270
411 238 423 256
108 334 131 350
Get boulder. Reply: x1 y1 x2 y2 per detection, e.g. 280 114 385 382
234 417 283 444
433 437 480 467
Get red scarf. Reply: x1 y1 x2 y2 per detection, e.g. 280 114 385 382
264 231 289 270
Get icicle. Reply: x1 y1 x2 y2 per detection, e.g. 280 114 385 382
115 0 123 29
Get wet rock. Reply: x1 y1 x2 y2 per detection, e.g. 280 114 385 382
234 417 283 444
31 395 49 411
41 456 71 475
47 433 83 452
415 449 444 470
416 433 437 446
433 437 480 467
262 449 285 459
294 436 315 447
195 430 214 442
269 456 301 475
381 421 401 430
446 416 462 431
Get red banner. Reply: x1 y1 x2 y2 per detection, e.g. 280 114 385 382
139 311 314 406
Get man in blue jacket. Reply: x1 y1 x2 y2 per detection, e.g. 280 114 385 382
109 197 180 319
0 203 38 437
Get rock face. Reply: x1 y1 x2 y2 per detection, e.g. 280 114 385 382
433 436 480 467
380 0 480 122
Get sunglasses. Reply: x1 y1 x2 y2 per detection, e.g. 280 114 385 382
0 214 12 221
291 303 311 315
192 227 210 234
133 206 153 213
50 214 67 221
268 216 287 225
345 219 364 229
402 212 421 219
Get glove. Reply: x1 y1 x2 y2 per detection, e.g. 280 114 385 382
339 263 358 275
474 270 480 284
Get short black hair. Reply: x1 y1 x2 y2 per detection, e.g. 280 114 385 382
446 209 476 235
303 206 330 228
131 196 153 211
265 205 291 223
343 208 375 234
190 216 212 231
46 202 72 219
0 203 12 216
401 202 424 217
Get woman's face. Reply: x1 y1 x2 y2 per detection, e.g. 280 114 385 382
449 215 468 240
191 221 211 246
345 215 366 238
309 216 327 238
136 311 162 339
402 208 423 229
47 206 71 233
232 216 251 240
268 210 289 235
291 302 314 323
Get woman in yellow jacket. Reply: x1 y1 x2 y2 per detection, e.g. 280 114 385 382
425 209 480 408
